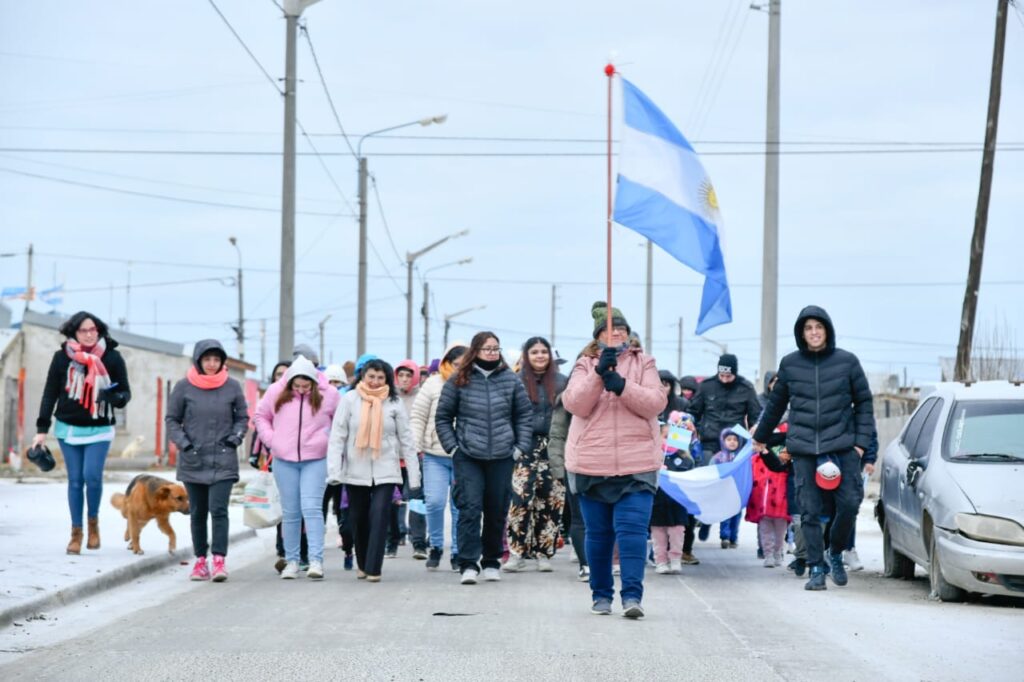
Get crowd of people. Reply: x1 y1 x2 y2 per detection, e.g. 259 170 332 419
33 301 877 618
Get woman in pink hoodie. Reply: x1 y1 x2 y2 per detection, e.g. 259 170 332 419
562 302 666 619
254 356 340 580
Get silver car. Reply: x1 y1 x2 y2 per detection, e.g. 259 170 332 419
876 380 1024 601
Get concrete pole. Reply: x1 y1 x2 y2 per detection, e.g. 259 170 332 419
356 156 369 358
319 314 331 367
24 243 33 313
956 0 1008 382
260 318 267 381
236 264 244 361
645 240 653 351
550 284 557 346
423 280 429 364
406 258 414 359
278 13 299 362
758 0 781 390
677 316 684 377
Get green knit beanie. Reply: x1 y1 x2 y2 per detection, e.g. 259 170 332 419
591 301 630 339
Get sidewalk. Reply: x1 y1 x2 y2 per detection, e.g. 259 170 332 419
0 467 261 629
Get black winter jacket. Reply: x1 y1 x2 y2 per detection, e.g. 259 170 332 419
519 369 567 438
687 375 761 445
36 339 131 432
753 306 876 459
166 340 249 485
435 364 533 461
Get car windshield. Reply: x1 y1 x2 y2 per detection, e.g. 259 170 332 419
943 400 1024 461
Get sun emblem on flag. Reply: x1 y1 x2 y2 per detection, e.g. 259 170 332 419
699 178 720 217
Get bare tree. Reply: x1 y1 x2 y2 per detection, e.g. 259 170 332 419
971 315 1023 381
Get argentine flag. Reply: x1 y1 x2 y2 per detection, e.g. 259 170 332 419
659 426 754 524
613 78 731 335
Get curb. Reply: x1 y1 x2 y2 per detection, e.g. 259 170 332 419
0 527 257 630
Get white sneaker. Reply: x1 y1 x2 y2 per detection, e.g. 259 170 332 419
280 561 299 579
655 562 671 574
578 565 590 582
612 564 621 576
536 557 553 572
482 567 501 582
502 555 527 572
670 560 682 574
844 549 864 572
763 556 777 568
307 561 324 580
460 568 479 585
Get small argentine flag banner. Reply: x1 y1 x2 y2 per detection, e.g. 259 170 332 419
659 425 754 524
613 78 732 335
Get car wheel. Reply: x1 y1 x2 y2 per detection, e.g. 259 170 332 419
928 533 966 602
882 519 915 579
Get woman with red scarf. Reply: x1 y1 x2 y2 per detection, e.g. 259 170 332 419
34 311 131 555
166 339 249 582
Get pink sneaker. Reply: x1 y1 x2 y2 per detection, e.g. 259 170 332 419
190 556 211 581
211 555 228 583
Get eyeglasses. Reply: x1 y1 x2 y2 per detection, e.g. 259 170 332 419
480 346 502 354
77 327 99 335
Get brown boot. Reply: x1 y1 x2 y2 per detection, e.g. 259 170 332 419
67 526 83 555
87 518 100 550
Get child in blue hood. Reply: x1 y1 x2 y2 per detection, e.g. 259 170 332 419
711 427 746 548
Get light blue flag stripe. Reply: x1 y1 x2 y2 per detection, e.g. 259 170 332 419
658 436 754 524
621 79 694 153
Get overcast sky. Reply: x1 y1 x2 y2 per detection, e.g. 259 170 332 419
2 0 1022 385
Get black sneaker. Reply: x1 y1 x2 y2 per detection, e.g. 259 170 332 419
805 565 827 591
450 557 460 572
829 553 848 586
343 553 353 571
274 557 287 574
426 547 443 571
698 524 710 542
385 546 398 559
787 558 807 577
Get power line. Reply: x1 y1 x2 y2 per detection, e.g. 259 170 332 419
300 23 357 159
59 276 234 294
369 175 405 267
688 0 744 131
0 166 351 217
206 0 282 94
693 1 752 138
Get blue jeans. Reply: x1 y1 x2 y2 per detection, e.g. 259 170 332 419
273 458 327 564
720 513 741 543
423 453 459 555
60 440 111 527
579 491 654 604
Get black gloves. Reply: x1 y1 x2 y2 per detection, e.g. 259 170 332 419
222 434 243 449
602 371 626 396
595 347 619 376
248 452 261 469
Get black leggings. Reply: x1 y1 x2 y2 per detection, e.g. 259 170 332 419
347 484 396 576
184 480 233 558
564 477 587 566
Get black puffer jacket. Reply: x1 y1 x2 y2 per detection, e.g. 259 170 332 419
687 374 762 446
36 339 131 432
657 370 690 423
753 306 875 459
435 364 533 461
519 369 568 438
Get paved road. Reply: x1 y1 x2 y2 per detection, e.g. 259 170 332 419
1 504 1022 681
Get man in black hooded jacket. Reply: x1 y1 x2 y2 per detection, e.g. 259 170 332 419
752 305 876 592
687 353 762 464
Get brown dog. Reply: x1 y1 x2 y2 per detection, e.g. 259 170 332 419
110 474 190 555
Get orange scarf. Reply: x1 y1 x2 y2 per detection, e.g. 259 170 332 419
187 366 229 390
439 360 457 381
355 382 390 457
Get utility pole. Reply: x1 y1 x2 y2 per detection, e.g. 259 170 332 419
24 243 33 313
278 8 299 362
260 319 267 381
758 0 782 391
422 280 429 364
550 284 557 345
404 231 468 359
124 264 132 331
319 314 332 368
229 237 244 361
956 0 1008 382
357 156 369 357
677 316 684 377
645 241 653 351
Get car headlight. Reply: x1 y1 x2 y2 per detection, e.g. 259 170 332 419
955 513 1024 547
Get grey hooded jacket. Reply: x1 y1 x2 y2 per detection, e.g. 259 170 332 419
166 340 249 485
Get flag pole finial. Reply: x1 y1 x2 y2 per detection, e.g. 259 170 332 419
604 63 616 77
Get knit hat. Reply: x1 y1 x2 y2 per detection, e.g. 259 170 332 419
717 353 738 376
283 356 318 384
324 364 348 384
292 343 320 367
591 301 630 339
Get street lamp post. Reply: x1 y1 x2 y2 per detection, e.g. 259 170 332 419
443 305 486 349
355 114 448 357
422 258 472 363
404 234 469 359
318 314 332 367
228 236 244 361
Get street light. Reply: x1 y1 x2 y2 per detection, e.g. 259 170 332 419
228 236 244 361
318 314 332 367
405 231 469 359
355 114 448 357
443 304 487 348
421 258 472 364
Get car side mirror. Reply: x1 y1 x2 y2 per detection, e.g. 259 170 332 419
906 460 925 487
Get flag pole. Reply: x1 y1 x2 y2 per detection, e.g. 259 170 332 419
605 63 616 338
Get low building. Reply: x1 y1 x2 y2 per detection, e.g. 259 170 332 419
0 309 255 463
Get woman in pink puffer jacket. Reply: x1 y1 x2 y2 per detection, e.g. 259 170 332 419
254 357 340 579
562 302 665 619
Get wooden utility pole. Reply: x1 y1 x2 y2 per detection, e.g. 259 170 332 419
955 0 1008 381
550 284 557 346
677 316 684 377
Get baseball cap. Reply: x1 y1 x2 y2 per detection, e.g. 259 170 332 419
815 455 841 490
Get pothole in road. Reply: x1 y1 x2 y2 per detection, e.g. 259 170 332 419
432 612 478 617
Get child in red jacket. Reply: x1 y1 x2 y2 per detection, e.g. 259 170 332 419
745 446 791 568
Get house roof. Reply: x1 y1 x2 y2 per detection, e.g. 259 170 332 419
19 310 185 357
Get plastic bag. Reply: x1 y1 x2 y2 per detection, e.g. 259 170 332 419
243 466 282 529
